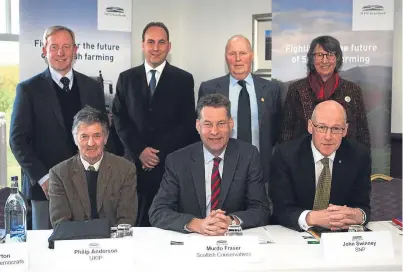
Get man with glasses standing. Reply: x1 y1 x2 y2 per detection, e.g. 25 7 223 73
10 25 106 230
270 100 371 231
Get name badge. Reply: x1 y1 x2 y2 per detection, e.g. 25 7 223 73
186 236 261 264
54 238 135 270
321 231 394 261
0 243 29 272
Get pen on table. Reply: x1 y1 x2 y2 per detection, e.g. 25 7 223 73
170 241 184 245
307 240 320 244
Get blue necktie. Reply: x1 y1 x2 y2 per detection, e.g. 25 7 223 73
60 77 70 92
149 70 157 96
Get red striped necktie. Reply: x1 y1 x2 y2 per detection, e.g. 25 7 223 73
211 157 221 211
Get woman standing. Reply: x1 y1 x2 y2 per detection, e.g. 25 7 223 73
279 35 370 148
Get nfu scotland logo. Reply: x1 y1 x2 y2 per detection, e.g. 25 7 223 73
105 6 126 17
361 5 386 15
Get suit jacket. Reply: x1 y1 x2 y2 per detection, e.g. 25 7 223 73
112 62 198 192
9 68 106 201
279 77 370 148
198 74 281 187
149 139 271 233
270 134 371 231
48 152 137 228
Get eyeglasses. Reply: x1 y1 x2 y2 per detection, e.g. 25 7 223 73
49 44 74 52
312 123 345 134
313 52 336 61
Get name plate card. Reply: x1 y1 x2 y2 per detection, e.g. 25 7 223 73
321 231 394 261
54 238 135 271
0 242 28 272
186 236 262 264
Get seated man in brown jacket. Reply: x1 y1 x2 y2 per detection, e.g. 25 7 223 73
48 106 137 227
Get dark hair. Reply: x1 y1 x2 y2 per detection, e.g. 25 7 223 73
142 22 170 42
307 35 343 73
196 94 231 119
72 106 110 144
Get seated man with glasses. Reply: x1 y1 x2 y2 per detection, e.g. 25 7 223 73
270 100 371 231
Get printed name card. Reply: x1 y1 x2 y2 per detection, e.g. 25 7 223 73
186 236 262 264
321 231 394 261
54 238 135 271
0 242 28 272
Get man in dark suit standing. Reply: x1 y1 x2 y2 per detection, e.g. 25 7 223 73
149 94 270 234
112 22 198 227
49 107 137 228
9 26 106 230
198 35 281 196
270 100 371 231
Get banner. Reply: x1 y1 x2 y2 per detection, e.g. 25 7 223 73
272 0 394 174
19 0 132 111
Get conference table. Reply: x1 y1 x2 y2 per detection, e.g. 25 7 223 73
22 221 402 271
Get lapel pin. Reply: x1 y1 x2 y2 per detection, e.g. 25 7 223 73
345 96 351 103
339 160 342 163
261 97 265 102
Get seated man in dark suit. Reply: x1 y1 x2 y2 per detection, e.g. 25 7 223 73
149 94 271 235
48 106 137 228
270 100 371 231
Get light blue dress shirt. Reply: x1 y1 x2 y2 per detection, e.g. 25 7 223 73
228 74 260 151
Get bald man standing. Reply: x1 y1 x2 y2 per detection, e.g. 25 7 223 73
270 100 371 232
198 35 281 204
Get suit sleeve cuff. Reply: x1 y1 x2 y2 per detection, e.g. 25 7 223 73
38 174 49 186
298 210 312 231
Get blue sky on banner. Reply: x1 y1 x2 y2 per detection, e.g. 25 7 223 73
271 0 392 81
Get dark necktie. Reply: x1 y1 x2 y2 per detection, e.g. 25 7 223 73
211 157 221 211
237 80 252 143
313 158 332 210
88 166 95 171
60 77 70 92
149 70 157 96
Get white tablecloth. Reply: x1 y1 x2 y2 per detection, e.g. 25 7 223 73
24 221 402 271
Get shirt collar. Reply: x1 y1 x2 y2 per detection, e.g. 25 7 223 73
229 73 253 87
144 60 166 75
80 154 104 171
311 141 336 164
49 66 73 85
203 145 226 164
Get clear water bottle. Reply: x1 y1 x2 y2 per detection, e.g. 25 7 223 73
4 176 27 243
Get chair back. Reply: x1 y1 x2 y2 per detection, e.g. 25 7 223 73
371 177 402 221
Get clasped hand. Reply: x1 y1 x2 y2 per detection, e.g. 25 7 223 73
188 209 232 236
308 204 363 231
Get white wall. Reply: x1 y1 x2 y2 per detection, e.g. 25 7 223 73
392 0 402 134
131 0 269 97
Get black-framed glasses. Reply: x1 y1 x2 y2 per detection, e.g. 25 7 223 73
313 52 336 61
312 123 345 134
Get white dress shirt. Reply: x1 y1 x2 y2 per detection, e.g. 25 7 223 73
144 60 166 87
298 141 335 230
80 154 104 171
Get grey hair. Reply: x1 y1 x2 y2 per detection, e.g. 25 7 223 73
225 34 252 54
196 94 231 119
42 25 76 47
72 106 109 145
311 100 347 124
